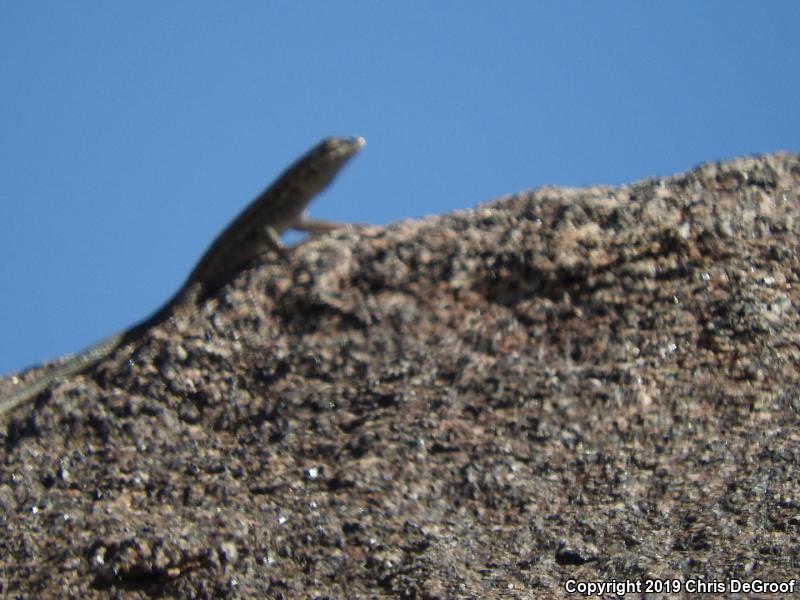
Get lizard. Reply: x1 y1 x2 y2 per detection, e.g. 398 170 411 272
0 135 366 418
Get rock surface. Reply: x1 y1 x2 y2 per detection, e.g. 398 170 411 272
2 152 799 598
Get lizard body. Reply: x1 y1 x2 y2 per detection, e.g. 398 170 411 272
0 136 365 418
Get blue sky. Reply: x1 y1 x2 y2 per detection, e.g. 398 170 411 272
1 3 798 374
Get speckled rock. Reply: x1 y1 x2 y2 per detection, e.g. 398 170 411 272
2 152 799 598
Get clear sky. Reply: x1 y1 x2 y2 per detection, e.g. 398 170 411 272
1 3 798 374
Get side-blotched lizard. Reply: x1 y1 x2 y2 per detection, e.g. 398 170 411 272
0 136 365 418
